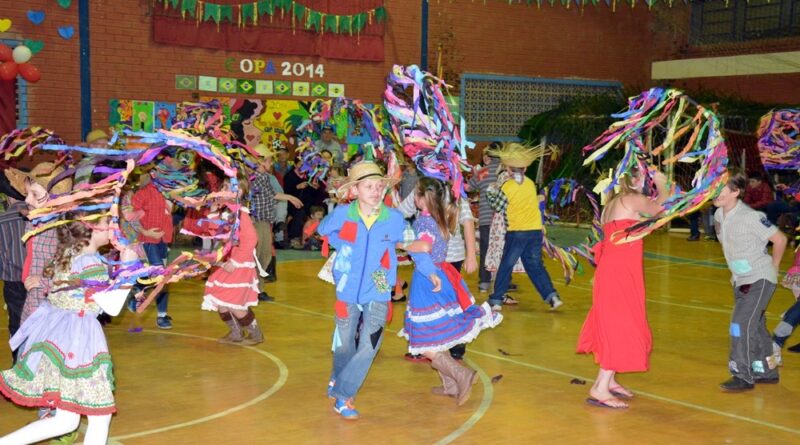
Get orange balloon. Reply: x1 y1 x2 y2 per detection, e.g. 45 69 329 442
18 63 41 83
0 45 11 62
0 62 18 81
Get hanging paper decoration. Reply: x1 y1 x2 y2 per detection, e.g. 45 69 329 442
384 64 475 198
57 25 75 40
582 87 729 242
158 0 387 34
540 178 602 284
26 10 45 25
0 18 12 33
757 109 800 171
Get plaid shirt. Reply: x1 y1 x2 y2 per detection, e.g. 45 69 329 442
251 172 278 223
21 223 59 323
0 201 27 282
133 183 174 244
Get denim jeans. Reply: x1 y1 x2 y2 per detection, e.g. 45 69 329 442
489 230 557 305
330 301 388 400
143 241 169 314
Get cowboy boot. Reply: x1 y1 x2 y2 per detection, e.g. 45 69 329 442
432 352 478 406
430 370 458 398
237 310 264 346
218 312 243 344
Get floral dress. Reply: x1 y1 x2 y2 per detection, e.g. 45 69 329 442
1 253 116 415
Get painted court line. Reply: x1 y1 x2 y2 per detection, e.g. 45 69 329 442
272 301 495 444
108 330 289 442
465 349 800 436
273 300 800 436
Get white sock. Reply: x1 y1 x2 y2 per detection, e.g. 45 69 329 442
83 414 112 445
0 409 80 445
158 312 167 318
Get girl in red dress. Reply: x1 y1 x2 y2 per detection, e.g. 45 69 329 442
577 170 668 409
202 173 263 346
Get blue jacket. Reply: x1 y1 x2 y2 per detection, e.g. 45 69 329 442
319 202 436 304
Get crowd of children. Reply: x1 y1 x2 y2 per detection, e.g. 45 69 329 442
0 125 799 443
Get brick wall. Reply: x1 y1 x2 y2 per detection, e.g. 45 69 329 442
4 1 792 144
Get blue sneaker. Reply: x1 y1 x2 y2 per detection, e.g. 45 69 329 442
156 315 173 330
333 398 359 420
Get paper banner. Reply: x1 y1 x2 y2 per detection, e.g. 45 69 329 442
154 102 177 130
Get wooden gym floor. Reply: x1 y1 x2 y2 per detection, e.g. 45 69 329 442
1 232 799 445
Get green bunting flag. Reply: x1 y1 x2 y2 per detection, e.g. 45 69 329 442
162 1 387 33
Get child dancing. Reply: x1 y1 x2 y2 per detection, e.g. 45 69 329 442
402 177 502 405
202 173 264 346
0 216 116 445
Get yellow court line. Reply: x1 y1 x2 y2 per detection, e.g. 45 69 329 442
271 301 495 444
108 330 289 442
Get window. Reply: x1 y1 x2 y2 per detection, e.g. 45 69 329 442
459 74 620 141
690 0 800 44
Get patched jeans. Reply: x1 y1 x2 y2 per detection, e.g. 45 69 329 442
329 301 389 400
729 279 779 383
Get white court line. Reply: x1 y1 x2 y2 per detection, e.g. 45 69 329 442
107 330 289 442
465 349 800 436
271 301 495 444
273 300 800 436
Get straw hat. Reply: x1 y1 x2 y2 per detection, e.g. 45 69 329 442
5 162 73 196
486 142 539 168
85 129 109 144
336 161 400 199
253 143 277 160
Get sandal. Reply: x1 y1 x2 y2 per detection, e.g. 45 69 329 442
609 385 634 399
502 295 519 305
586 397 628 409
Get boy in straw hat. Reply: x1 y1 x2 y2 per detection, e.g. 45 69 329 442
485 143 563 311
5 163 73 325
319 161 441 420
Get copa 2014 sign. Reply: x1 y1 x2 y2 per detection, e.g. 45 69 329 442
225 58 325 79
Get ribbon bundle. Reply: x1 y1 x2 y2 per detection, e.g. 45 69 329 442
540 178 602 283
0 100 270 312
757 109 800 171
582 87 729 241
383 64 474 197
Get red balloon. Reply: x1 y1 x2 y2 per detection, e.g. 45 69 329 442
18 63 41 83
0 45 11 63
0 62 18 81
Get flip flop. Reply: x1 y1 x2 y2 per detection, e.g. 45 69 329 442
609 386 634 400
586 397 628 409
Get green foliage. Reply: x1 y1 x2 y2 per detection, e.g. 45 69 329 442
517 94 626 186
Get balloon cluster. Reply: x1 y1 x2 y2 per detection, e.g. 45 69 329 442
0 44 41 83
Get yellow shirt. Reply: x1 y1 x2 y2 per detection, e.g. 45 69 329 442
502 177 543 231
358 205 379 229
